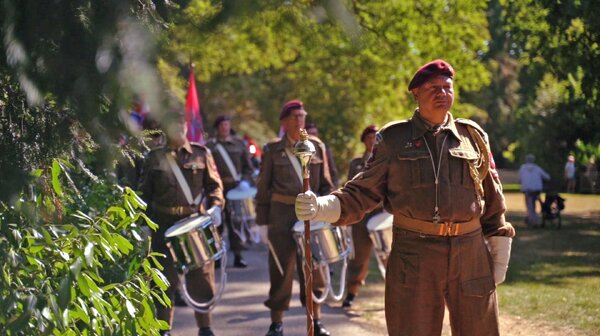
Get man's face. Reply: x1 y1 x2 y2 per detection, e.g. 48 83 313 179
217 120 231 138
282 109 307 134
412 75 454 116
363 132 377 152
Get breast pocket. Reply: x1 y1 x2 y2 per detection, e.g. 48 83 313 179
183 159 206 190
448 148 479 188
395 151 431 188
273 155 294 182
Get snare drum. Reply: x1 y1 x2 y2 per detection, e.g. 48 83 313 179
293 221 351 264
366 211 393 254
165 214 225 273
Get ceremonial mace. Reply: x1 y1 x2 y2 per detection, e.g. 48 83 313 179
294 129 316 336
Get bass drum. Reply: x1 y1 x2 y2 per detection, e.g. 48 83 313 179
165 214 225 273
292 221 351 264
366 210 393 279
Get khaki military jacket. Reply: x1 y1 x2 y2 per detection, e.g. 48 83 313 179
138 141 224 213
333 112 512 237
347 152 371 181
206 135 256 191
255 134 335 225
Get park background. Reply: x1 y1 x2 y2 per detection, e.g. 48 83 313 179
0 1 599 335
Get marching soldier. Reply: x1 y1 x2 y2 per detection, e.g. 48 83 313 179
256 99 335 336
296 60 515 336
138 110 224 336
207 115 256 268
342 124 381 308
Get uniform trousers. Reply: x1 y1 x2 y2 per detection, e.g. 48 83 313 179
264 202 325 319
152 212 216 328
220 199 244 255
346 219 373 295
385 227 499 336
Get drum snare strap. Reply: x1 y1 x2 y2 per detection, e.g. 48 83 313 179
165 153 203 207
215 143 241 182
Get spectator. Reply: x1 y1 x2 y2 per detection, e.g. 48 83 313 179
565 154 577 193
518 154 550 227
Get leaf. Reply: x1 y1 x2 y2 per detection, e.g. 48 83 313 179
125 300 137 317
149 268 169 291
58 276 72 310
51 159 63 196
76 273 91 297
113 234 134 254
84 242 94 267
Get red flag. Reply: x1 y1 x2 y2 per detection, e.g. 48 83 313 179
185 67 204 144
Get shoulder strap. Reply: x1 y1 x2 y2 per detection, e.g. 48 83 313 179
215 143 241 182
165 152 203 206
464 124 491 198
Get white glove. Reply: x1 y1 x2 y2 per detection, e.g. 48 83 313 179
487 236 512 285
295 190 341 223
259 225 269 244
207 206 222 227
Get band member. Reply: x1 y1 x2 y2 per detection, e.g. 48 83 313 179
138 110 224 336
296 60 515 336
342 124 381 308
207 115 256 268
256 99 335 336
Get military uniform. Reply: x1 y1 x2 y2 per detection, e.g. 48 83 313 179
255 135 335 318
206 135 256 258
138 141 224 330
332 111 514 336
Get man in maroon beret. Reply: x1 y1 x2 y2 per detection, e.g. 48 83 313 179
256 99 335 336
296 60 515 335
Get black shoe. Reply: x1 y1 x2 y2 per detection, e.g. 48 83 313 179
314 320 331 336
198 327 215 336
265 322 283 336
174 289 188 307
233 255 248 268
160 331 171 336
342 293 355 308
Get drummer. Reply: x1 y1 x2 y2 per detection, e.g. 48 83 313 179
255 99 336 336
207 115 257 268
341 124 382 308
138 109 224 336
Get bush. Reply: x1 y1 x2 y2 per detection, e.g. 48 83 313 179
0 159 169 335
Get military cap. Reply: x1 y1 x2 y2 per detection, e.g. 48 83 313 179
213 115 231 128
408 59 455 91
360 124 379 142
280 99 304 120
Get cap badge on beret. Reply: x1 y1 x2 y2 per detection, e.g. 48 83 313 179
408 59 455 91
280 99 304 120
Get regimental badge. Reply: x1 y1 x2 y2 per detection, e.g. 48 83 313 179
414 139 423 149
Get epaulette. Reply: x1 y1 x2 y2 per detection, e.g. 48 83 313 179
377 119 410 143
455 118 489 143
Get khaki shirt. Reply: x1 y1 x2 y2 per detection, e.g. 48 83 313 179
255 134 335 225
334 112 512 237
138 141 224 213
206 135 256 191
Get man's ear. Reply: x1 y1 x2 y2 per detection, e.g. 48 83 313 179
410 88 419 99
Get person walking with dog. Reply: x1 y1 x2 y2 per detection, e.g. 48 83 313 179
518 153 550 227
296 60 515 336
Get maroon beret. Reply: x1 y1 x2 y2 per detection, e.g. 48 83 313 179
279 99 304 120
360 124 378 142
408 59 455 91
213 114 231 128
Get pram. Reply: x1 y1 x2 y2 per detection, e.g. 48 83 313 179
539 192 565 229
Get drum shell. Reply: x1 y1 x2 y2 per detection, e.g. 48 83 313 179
229 198 256 224
293 222 350 264
165 215 224 272
369 227 393 254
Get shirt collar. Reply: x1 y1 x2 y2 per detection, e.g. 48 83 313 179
411 109 461 141
168 139 193 154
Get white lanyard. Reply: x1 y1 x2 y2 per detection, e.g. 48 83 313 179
215 143 241 182
423 133 449 224
165 152 203 207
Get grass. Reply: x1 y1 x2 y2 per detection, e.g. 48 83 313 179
361 192 600 335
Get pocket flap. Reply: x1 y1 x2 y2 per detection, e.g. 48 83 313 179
449 148 479 160
183 160 206 170
397 151 429 161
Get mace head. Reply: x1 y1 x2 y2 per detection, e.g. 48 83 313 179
294 129 316 168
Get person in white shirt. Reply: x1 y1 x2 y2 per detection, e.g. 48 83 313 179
519 154 550 227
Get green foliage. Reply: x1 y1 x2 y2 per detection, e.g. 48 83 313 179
0 159 169 335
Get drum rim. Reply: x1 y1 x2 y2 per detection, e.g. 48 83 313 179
292 220 331 232
366 212 393 231
165 214 213 238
